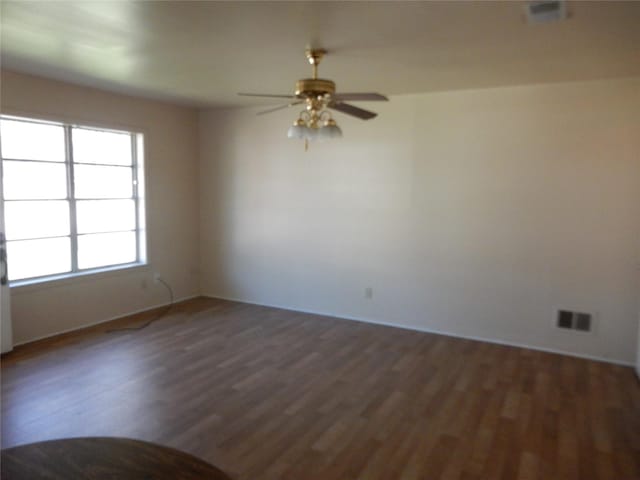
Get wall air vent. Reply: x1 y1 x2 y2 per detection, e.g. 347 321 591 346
525 0 567 24
556 309 594 333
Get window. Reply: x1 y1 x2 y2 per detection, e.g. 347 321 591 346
0 115 146 284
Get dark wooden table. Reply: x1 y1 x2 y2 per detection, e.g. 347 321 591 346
1 437 232 480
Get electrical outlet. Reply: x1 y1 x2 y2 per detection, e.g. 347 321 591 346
365 287 373 299
153 273 161 284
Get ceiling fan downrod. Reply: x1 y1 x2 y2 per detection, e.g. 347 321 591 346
295 49 335 99
305 48 326 80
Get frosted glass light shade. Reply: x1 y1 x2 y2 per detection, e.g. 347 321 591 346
288 115 341 141
305 127 319 141
318 124 342 140
287 124 307 139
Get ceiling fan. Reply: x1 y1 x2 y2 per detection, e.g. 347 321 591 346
238 49 388 145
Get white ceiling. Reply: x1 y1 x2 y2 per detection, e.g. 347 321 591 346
1 1 639 108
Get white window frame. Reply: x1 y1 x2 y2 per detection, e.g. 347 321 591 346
0 115 147 286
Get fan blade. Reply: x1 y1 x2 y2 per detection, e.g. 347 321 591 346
238 93 296 99
328 102 378 120
333 93 388 102
257 101 303 116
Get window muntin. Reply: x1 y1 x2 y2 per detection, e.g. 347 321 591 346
0 116 146 284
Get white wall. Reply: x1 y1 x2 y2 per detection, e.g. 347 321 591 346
4 72 638 364
199 78 640 364
1 71 200 344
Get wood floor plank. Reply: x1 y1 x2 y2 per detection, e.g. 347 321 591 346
2 297 639 480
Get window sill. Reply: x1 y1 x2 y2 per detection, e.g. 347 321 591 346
9 263 150 293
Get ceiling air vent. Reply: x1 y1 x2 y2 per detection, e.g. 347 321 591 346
525 0 567 24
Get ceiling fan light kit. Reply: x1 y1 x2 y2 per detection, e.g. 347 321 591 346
239 48 388 148
287 110 342 142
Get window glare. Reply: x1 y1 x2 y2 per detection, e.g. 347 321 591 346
1 116 145 284
72 128 132 166
74 164 133 199
78 231 137 270
76 199 135 234
2 161 68 200
0 119 65 162
7 237 71 281
4 200 70 240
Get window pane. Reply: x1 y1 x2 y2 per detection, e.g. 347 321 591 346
76 199 135 234
2 161 67 200
7 237 71 281
0 119 65 162
78 231 136 269
72 128 132 166
4 200 70 240
74 165 133 199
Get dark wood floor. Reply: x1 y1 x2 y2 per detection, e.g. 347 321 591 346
2 297 639 480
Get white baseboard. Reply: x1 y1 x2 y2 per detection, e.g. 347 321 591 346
13 291 634 369
204 292 634 368
12 294 199 348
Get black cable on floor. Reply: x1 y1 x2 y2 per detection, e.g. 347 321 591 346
107 277 174 333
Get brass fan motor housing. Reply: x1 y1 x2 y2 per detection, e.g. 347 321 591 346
295 78 336 98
